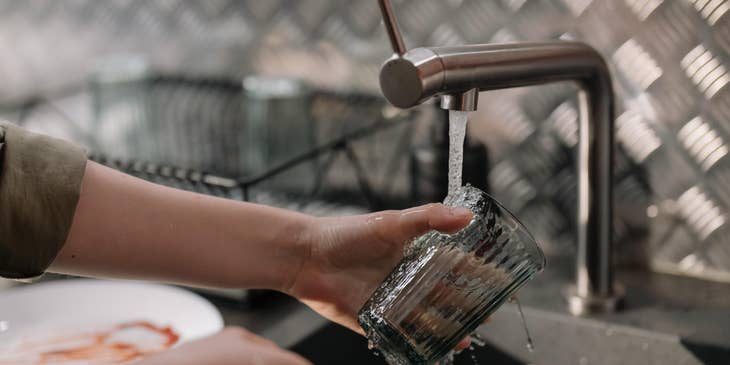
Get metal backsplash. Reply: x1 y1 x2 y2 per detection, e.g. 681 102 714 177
2 0 730 282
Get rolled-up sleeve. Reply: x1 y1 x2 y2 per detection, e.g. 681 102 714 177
0 121 87 279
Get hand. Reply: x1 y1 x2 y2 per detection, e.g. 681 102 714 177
137 327 311 365
286 203 473 347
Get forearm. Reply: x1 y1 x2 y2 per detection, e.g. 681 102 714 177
50 161 313 291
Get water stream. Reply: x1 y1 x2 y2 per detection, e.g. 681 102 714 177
448 110 536 360
513 297 535 352
363 109 536 364
448 110 469 195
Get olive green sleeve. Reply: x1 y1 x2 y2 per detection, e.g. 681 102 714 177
0 121 87 279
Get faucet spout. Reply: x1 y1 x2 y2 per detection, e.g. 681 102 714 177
377 1 621 316
440 88 478 111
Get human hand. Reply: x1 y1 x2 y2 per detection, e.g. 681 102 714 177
137 327 311 365
286 203 473 348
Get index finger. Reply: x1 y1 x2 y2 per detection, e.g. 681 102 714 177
399 203 473 236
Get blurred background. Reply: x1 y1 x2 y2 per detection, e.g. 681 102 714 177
0 0 729 286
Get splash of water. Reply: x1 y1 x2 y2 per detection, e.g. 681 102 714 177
470 333 486 347
448 110 470 195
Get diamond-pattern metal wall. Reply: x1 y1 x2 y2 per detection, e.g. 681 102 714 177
1 0 730 281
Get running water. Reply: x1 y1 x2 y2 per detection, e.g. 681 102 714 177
448 110 470 195
512 297 535 352
359 110 543 364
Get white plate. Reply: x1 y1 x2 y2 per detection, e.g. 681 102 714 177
0 279 223 363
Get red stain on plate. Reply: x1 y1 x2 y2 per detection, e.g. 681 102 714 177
0 321 180 364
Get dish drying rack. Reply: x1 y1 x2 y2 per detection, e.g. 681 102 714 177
85 110 409 217
4 75 426 216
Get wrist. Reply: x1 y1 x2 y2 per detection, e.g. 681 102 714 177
275 213 317 294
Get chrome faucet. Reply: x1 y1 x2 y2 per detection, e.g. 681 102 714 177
377 0 622 316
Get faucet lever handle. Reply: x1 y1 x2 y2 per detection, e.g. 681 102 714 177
378 0 407 56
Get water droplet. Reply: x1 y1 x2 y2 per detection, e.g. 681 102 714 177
526 340 535 352
579 356 589 365
0 321 8 332
470 333 486 347
470 352 478 365
514 297 535 352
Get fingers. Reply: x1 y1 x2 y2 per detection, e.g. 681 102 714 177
456 336 471 350
138 327 312 365
367 203 472 248
455 317 490 351
218 327 313 365
219 326 278 349
398 203 473 238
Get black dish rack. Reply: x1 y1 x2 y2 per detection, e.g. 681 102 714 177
6 74 430 214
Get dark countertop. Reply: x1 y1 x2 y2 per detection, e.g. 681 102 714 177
516 256 730 349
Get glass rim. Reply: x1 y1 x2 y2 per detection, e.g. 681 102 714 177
448 184 547 270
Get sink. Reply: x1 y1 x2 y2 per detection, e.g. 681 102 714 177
478 305 729 365
473 256 730 365
217 258 730 365
288 303 729 365
286 255 730 365
290 322 524 365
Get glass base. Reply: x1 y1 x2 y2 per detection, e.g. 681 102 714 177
358 312 434 365
358 265 539 365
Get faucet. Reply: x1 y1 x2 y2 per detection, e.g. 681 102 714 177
377 0 622 316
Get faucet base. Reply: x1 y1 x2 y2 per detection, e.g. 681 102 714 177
564 284 625 316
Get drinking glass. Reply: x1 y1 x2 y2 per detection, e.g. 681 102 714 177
358 184 546 365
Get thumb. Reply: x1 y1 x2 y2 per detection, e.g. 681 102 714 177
138 327 312 365
370 203 472 246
